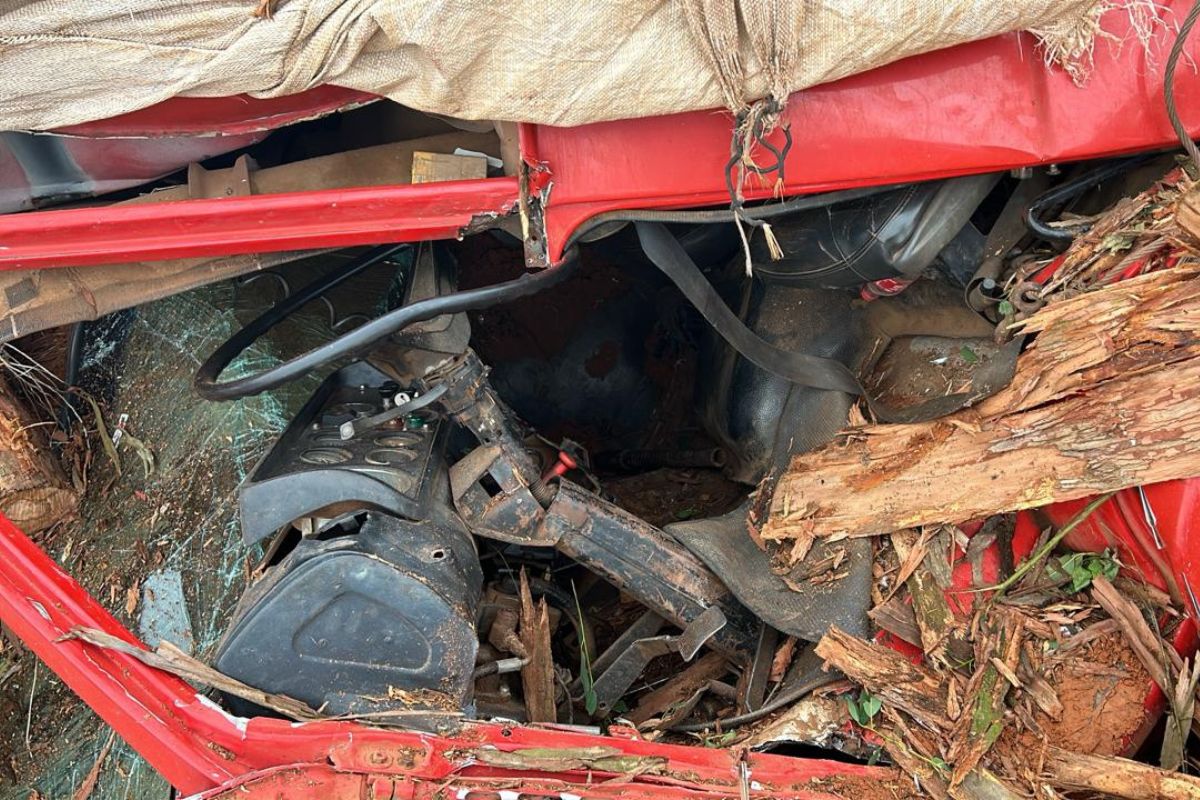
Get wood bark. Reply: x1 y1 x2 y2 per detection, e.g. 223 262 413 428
627 651 728 726
813 626 949 731
0 371 76 533
764 265 1200 542
1175 186 1200 248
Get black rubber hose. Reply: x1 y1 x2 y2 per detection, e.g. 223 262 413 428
1024 155 1155 243
575 184 889 231
55 321 86 431
195 184 893 402
195 245 582 400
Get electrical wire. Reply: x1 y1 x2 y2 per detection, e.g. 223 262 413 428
571 184 889 233
1027 5 1200 248
337 382 448 440
668 671 840 733
1166 0 1200 167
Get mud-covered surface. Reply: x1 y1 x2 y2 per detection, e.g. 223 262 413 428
604 468 746 529
814 771 924 800
866 334 1004 411
1028 630 1154 756
0 257 389 799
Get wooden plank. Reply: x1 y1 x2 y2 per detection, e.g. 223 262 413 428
411 151 488 184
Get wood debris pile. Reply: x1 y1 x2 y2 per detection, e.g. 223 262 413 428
1028 166 1196 303
814 511 1200 799
755 168 1200 797
0 348 79 534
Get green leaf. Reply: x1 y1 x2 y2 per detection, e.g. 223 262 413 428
573 581 599 716
959 345 979 364
1099 233 1136 253
1071 570 1093 593
846 696 867 727
1100 557 1120 580
705 730 739 748
997 299 1014 317
847 691 881 726
1054 550 1120 593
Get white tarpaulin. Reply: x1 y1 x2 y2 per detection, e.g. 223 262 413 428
1 0 1103 131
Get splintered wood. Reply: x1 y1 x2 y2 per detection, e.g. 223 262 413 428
816 612 1200 800
762 261 1200 543
518 570 556 723
0 371 76 533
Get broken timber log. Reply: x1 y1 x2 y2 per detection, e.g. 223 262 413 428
0 371 76 533
762 263 1200 542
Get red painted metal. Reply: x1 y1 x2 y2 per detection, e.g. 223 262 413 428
1016 481 1200 615
0 87 372 214
0 133 268 214
0 9 1197 268
0 178 520 269
190 762 861 800
530 10 1200 261
0 514 889 798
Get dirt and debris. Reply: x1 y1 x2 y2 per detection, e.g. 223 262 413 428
810 772 924 800
810 501 1197 800
0 260 359 799
6 160 1200 800
1027 165 1195 303
1031 628 1152 756
604 468 745 529
0 361 78 534
865 335 1004 412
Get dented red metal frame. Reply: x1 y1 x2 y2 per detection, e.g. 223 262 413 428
0 13 1198 269
0 178 520 269
0 514 883 798
2 12 1200 796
